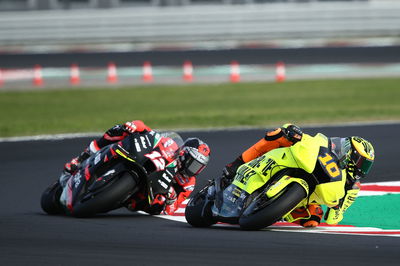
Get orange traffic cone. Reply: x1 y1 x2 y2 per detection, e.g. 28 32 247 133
70 64 80 85
183 60 193 82
33 64 44 86
142 61 153 82
230 61 240 83
107 62 118 83
275 61 286 82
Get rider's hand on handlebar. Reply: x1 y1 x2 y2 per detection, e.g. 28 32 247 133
124 120 151 133
281 124 303 143
124 121 138 133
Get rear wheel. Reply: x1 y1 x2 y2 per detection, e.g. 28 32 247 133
72 172 136 217
239 183 307 230
41 181 64 215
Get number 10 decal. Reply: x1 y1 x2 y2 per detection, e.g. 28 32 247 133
318 152 341 180
145 151 166 171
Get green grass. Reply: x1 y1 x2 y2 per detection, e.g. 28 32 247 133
1 78 400 137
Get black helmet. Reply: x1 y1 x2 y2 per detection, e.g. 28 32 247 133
178 138 210 177
330 136 375 179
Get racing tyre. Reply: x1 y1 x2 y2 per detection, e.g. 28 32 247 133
185 189 215 227
72 172 136 217
41 181 64 215
239 182 307 231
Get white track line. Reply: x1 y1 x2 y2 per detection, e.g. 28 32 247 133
1 120 400 142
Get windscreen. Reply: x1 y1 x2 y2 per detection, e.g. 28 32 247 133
212 183 248 221
159 131 184 147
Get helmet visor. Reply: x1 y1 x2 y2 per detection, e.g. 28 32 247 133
352 153 374 177
183 156 206 177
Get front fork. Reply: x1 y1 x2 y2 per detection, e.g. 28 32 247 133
59 169 87 213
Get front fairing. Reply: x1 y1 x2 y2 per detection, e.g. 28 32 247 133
120 131 182 203
211 183 249 223
118 131 159 166
211 149 295 223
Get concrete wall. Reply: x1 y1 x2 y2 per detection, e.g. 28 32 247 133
0 0 369 10
0 1 399 51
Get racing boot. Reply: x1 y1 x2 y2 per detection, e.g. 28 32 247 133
63 148 91 175
287 204 323 227
221 156 244 188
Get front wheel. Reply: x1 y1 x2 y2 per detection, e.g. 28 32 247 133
239 183 307 231
41 181 64 215
185 186 215 227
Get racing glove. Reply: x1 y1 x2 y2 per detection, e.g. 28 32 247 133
281 124 303 144
325 188 359 225
164 175 196 215
124 120 151 133
89 121 152 152
164 186 179 215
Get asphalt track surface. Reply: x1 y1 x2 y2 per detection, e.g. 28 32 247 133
1 46 400 68
1 123 399 265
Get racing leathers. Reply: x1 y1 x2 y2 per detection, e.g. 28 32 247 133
124 173 196 215
223 124 303 179
63 120 194 215
223 123 360 227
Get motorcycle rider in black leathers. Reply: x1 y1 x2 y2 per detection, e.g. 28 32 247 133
62 120 211 215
